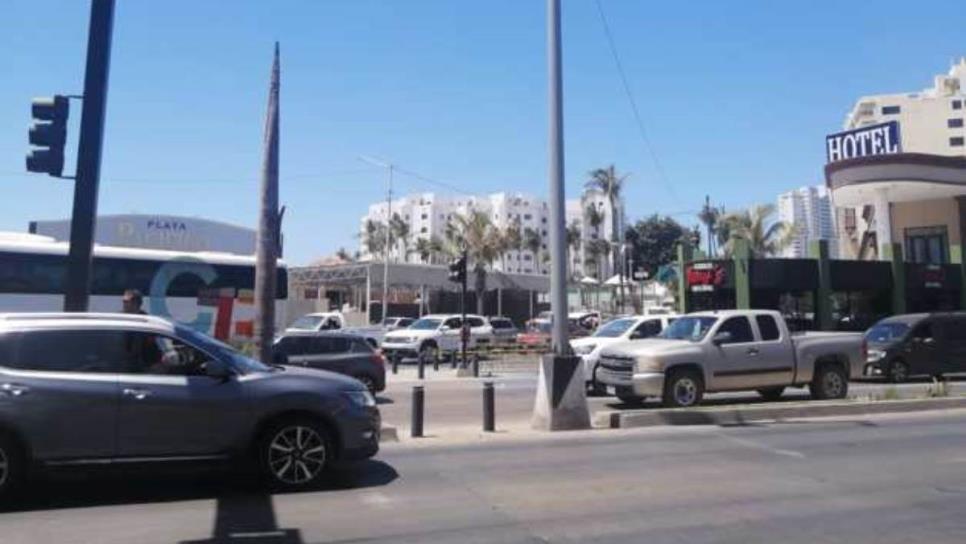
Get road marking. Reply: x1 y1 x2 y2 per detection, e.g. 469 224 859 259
361 492 393 506
717 432 806 459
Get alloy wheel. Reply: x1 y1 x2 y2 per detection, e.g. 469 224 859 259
673 377 698 406
891 361 909 383
823 369 845 398
267 425 327 485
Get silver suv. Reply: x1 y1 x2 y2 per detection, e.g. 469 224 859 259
0 313 380 499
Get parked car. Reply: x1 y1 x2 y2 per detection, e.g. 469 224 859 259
273 332 386 393
287 312 345 332
597 310 865 407
571 314 676 394
381 314 494 362
0 313 380 500
286 312 413 348
517 318 587 348
487 317 520 345
863 312 966 382
381 316 415 331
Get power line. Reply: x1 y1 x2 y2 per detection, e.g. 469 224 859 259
594 0 682 206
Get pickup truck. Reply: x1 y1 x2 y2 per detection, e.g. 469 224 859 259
596 310 865 408
286 312 414 348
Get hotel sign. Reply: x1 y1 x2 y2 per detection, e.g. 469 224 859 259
826 121 901 163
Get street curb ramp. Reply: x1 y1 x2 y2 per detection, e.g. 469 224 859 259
597 396 966 429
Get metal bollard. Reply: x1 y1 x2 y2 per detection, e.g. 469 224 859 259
433 352 439 372
472 353 480 378
417 353 425 380
450 350 458 369
411 385 424 438
482 381 495 432
392 353 399 375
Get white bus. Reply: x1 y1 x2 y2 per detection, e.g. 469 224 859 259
0 232 287 341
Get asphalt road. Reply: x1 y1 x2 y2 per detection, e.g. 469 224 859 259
3 410 966 543
377 367 966 433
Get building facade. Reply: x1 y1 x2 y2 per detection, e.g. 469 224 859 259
833 58 966 261
359 189 623 279
777 186 838 258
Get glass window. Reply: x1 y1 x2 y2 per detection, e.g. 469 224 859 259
951 137 964 147
311 336 349 354
467 317 485 327
398 318 414 327
756 315 781 341
631 319 663 339
940 318 966 342
949 118 964 128
865 321 910 342
659 316 717 341
443 317 462 329
881 105 901 115
289 315 324 330
954 100 963 110
717 317 755 344
127 333 213 376
410 318 442 330
6 330 131 373
911 322 935 343
906 226 948 264
352 339 374 353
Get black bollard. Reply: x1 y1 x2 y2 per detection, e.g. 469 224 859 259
417 353 425 380
482 381 495 432
411 385 424 438
433 352 439 372
391 352 399 375
450 350 458 369
472 353 480 378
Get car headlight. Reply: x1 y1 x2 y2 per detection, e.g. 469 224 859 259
867 350 886 362
573 344 596 355
344 390 376 408
635 358 663 373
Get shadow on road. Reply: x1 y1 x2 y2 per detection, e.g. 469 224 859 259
3 459 398 518
375 396 394 405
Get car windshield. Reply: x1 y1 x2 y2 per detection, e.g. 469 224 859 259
289 315 324 330
175 326 273 374
594 318 637 338
410 318 442 330
528 321 553 334
865 322 911 343
659 316 718 341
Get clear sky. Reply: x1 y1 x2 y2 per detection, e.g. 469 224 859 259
3 0 966 265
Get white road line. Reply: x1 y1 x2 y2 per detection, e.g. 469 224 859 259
717 432 806 459
360 492 394 507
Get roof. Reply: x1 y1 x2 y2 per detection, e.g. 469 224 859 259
0 313 177 333
689 309 780 318
277 330 368 340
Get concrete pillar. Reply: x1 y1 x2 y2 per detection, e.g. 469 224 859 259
949 245 966 310
732 237 751 310
497 287 503 316
676 242 693 314
873 189 893 260
809 239 833 331
882 243 906 315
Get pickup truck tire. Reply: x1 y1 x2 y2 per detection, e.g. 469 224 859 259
810 364 848 400
888 360 910 383
757 387 785 401
0 432 25 503
662 369 704 408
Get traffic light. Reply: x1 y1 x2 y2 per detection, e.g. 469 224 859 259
448 255 466 283
26 95 70 177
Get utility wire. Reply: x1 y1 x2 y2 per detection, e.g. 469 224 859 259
594 0 682 206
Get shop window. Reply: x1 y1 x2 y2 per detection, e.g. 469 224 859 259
882 105 901 115
949 118 964 128
951 137 965 147
905 226 948 264
953 100 962 110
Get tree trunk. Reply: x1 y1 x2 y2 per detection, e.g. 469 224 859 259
475 266 486 315
254 43 281 365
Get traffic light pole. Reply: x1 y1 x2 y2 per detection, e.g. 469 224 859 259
64 0 115 312
460 248 468 369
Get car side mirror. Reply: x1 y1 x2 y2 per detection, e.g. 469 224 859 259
712 331 733 346
203 359 232 381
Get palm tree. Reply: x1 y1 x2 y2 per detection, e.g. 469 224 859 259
335 247 354 262
388 213 411 262
566 220 582 279
719 204 794 257
502 218 522 273
361 219 387 261
586 165 627 271
523 227 541 274
414 237 434 264
448 210 503 314
698 195 721 256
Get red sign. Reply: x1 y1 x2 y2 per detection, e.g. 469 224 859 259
687 264 726 291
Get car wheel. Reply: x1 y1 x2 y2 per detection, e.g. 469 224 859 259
810 364 848 400
757 387 785 402
259 419 331 491
888 360 910 383
419 343 438 364
662 369 704 408
356 374 377 394
0 433 25 502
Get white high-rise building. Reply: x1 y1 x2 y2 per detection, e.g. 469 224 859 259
833 58 966 260
358 188 622 278
777 186 838 258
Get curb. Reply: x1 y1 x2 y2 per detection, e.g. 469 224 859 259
596 396 966 429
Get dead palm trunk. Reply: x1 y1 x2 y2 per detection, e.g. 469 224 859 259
254 43 281 365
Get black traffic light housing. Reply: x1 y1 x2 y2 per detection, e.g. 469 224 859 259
448 255 467 283
26 95 70 177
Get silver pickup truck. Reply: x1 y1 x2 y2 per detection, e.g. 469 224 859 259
597 310 865 408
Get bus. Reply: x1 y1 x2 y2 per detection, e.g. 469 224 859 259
0 232 287 341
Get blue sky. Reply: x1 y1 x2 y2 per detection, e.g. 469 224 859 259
3 0 966 265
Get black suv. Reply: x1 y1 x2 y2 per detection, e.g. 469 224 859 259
272 332 386 393
864 312 966 382
0 313 380 500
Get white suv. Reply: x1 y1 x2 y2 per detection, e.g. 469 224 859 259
381 314 493 362
571 314 676 394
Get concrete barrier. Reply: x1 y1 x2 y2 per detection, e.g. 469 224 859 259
596 395 966 429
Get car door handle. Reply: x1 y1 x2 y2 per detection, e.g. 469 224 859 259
1 383 30 397
746 348 760 356
123 388 151 400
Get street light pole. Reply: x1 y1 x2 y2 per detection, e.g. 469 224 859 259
359 155 394 324
532 0 590 431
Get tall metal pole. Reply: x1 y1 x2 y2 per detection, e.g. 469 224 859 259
547 0 570 355
64 0 115 312
382 166 393 323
